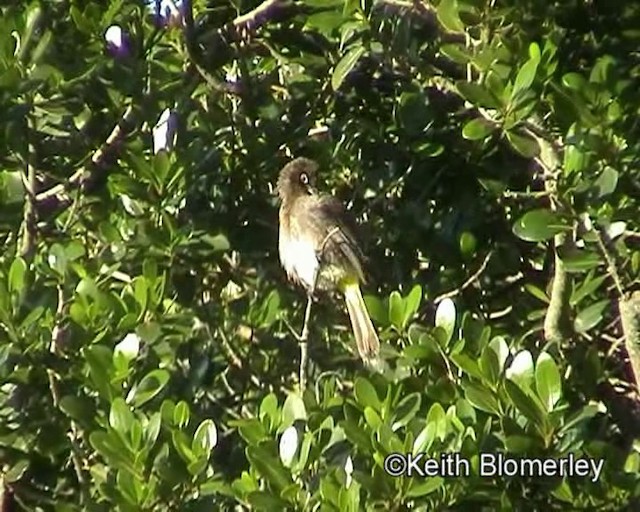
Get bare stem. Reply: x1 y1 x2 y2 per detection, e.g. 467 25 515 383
298 295 313 390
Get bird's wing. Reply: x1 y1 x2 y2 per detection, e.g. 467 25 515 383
309 195 367 284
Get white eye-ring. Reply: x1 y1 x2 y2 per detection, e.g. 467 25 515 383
300 173 309 184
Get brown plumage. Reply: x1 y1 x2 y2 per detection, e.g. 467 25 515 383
277 157 380 363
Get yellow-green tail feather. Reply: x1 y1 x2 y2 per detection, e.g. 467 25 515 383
343 282 380 365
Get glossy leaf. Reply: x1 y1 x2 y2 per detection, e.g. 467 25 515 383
331 45 365 91
513 209 566 242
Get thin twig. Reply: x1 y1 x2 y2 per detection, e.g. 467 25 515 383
19 103 36 261
298 295 313 390
594 227 625 296
433 250 493 303
47 284 88 501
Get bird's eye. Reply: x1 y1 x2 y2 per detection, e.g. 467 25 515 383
300 173 309 185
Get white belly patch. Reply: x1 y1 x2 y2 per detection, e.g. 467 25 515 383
279 235 319 290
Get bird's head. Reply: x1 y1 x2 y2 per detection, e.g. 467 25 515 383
276 157 318 201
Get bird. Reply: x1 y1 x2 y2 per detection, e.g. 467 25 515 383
276 157 380 364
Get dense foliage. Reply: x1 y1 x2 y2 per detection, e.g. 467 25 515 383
1 0 640 509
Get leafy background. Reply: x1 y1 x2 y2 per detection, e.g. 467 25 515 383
1 0 640 510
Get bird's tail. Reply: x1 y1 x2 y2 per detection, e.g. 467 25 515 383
343 282 380 365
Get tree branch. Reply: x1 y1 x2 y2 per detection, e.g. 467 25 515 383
619 291 640 389
47 284 89 502
19 106 36 261
35 104 136 212
433 250 493 303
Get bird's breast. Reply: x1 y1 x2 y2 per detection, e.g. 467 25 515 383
279 230 319 291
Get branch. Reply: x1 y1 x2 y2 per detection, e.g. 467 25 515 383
434 250 493 303
19 108 36 261
35 104 136 211
298 296 313 390
619 291 640 389
47 284 89 502
229 0 291 38
593 227 625 296
534 140 572 345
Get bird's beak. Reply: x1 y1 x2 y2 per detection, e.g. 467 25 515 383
307 185 318 195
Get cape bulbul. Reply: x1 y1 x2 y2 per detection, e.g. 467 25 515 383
277 157 380 363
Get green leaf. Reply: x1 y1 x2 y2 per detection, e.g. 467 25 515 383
259 393 279 431
505 130 540 158
403 285 422 327
524 283 549 303
563 144 589 175
109 397 134 434
594 166 619 197
435 298 456 344
246 445 292 491
127 369 170 407
193 419 218 458
412 423 436 455
85 345 114 401
172 430 196 464
512 209 566 242
4 459 29 483
132 276 148 312
535 352 562 411
388 291 404 330
574 299 609 333
561 251 602 273
202 233 230 252
364 406 382 430
570 274 607 306
364 294 387 325
463 381 501 415
59 395 93 422
354 377 381 410
8 257 27 294
407 477 444 497
479 343 501 385
440 44 471 65
391 393 421 430
174 400 190 428
562 72 587 91
304 11 344 37
459 231 477 258
505 380 545 428
281 393 307 428
331 45 366 91
551 479 575 504
456 82 501 109
506 350 534 390
511 53 540 100
426 402 447 441
462 118 496 140
488 336 509 373
89 431 136 475
236 418 269 446
248 491 289 510
450 353 484 380
341 418 372 451
437 0 465 32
